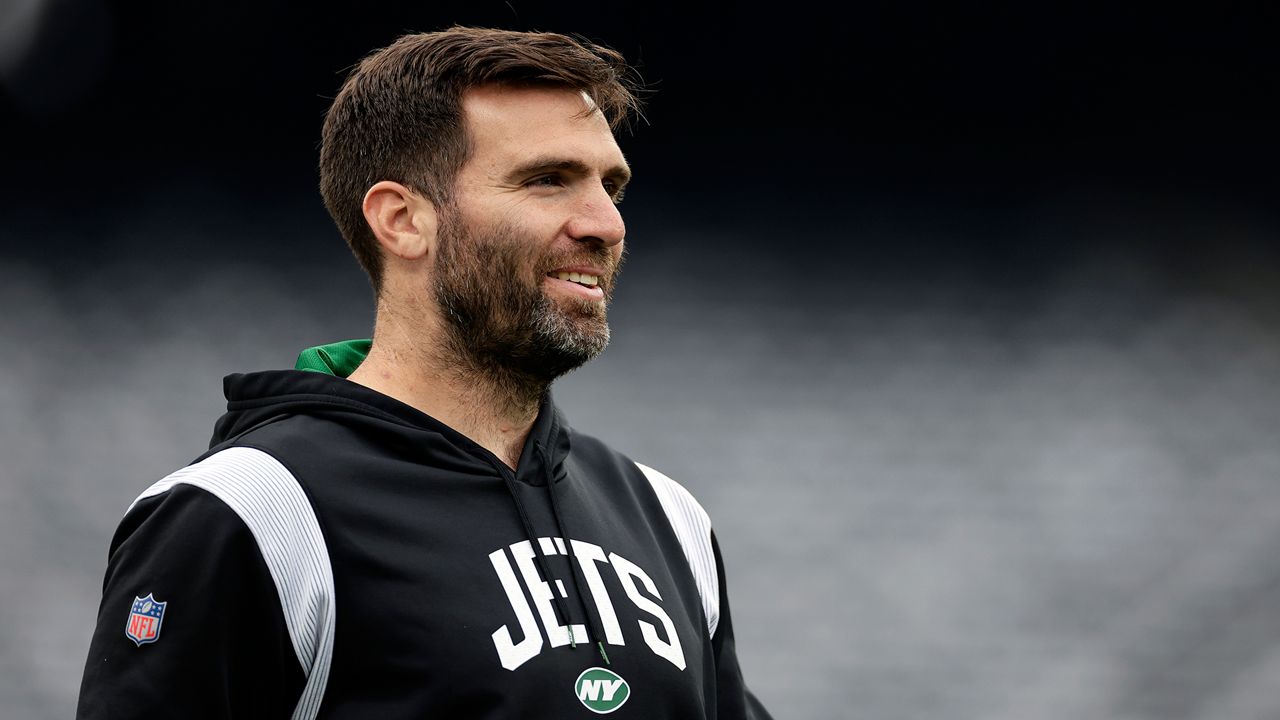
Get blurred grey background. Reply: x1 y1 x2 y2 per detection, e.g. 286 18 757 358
3 2 1279 718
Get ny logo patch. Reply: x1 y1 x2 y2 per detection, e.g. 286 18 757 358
125 593 166 646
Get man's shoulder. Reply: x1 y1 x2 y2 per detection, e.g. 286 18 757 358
122 446 323 554
565 429 711 518
631 461 711 526
135 445 292 502
107 448 318 589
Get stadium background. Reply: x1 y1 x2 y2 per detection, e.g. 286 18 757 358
3 2 1279 718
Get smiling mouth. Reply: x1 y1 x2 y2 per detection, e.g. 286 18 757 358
547 271 600 288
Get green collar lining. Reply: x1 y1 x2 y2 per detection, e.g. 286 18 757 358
294 339 372 378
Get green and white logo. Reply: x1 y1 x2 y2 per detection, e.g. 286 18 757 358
574 667 630 714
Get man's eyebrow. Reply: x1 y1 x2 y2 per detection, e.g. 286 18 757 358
506 156 632 185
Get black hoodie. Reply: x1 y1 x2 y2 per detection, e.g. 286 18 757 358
77 340 772 719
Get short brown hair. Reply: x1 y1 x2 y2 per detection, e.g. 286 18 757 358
319 26 642 291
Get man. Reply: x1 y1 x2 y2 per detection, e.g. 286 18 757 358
78 27 771 719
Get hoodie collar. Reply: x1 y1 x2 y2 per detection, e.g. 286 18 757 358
285 339 571 482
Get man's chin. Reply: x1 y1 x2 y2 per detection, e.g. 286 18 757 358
532 311 610 366
545 321 610 358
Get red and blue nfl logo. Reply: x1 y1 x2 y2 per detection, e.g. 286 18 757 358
125 593 167 646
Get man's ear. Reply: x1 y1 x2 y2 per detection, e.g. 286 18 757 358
362 181 438 261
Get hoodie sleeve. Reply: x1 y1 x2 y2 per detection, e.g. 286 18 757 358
76 483 305 719
709 531 775 720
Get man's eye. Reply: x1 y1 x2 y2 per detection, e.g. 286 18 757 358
528 175 562 188
604 181 626 204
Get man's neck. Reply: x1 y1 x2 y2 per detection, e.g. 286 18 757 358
347 318 545 470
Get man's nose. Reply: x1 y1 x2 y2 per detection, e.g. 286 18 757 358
566 185 626 247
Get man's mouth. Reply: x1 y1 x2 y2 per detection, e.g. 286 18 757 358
547 271 600 288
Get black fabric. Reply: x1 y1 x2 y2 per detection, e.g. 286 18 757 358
78 369 772 719
78 486 305 719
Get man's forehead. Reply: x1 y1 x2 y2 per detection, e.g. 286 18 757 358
460 85 625 169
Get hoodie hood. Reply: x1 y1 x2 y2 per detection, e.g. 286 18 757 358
210 339 571 485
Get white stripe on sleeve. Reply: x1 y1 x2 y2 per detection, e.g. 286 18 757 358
130 446 335 720
634 462 720 637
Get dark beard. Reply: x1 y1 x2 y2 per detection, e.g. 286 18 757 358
432 208 620 404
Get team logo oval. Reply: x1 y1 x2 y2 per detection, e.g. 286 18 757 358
574 667 630 714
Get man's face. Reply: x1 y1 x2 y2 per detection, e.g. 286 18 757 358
432 85 631 381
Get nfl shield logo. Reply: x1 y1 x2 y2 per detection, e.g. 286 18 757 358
125 593 166 646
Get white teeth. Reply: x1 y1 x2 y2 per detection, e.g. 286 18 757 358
552 271 599 287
